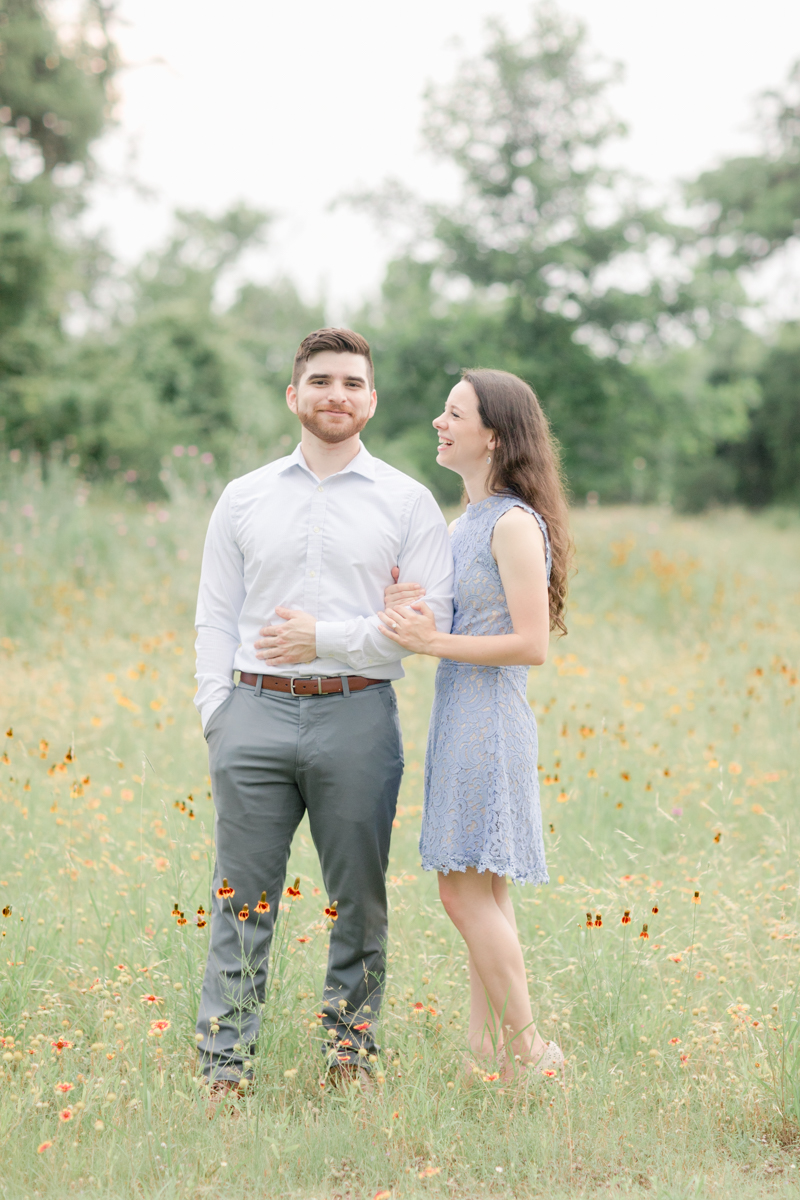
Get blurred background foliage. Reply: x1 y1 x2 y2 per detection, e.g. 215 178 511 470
0 0 799 509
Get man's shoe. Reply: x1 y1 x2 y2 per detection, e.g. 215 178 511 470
205 1078 247 1117
328 1064 374 1094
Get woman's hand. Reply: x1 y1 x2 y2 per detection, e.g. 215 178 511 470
378 601 440 655
384 565 425 610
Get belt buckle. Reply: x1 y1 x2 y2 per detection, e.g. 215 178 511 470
289 676 324 697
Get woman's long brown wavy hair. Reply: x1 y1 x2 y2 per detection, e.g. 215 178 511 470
462 368 572 635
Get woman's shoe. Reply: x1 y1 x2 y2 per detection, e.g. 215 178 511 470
529 1041 564 1076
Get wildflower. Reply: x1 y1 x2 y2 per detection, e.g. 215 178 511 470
549 823 555 833
59 1108 74 1122
621 911 631 925
594 913 602 928
5 728 11 738
324 900 339 920
354 1021 370 1032
54 1082 74 1094
728 762 742 775
419 1166 441 1178
692 892 701 904
412 1002 425 1012
171 903 181 917
484 1073 500 1082
237 904 249 922
680 1053 690 1066
176 913 187 926
620 874 633 883
148 1020 170 1036
140 994 163 1005
2 906 10 917
672 806 683 817
668 954 682 963
51 1039 73 1053
542 1068 558 1078
374 1190 393 1200
285 877 302 899
639 924 649 939
586 912 593 928
216 879 235 899
669 1037 680 1044
651 906 659 914
297 935 311 943
620 772 630 781
196 906 207 929
255 892 270 914
714 831 721 843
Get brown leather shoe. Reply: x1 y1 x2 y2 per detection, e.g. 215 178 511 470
328 1064 374 1095
205 1078 247 1117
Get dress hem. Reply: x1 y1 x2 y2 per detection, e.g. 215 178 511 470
420 857 549 887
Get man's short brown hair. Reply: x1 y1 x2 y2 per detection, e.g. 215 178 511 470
291 327 374 390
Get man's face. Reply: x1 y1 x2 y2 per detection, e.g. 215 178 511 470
286 351 377 444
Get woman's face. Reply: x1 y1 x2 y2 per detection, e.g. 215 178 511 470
432 380 495 476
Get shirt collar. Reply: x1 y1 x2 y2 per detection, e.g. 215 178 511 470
277 441 376 483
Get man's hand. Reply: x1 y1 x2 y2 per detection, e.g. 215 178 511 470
254 607 317 666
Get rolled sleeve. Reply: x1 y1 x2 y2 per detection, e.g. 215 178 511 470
194 487 246 725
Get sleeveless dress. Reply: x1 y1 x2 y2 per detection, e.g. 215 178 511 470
419 494 551 885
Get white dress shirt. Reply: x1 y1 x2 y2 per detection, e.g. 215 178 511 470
194 442 454 729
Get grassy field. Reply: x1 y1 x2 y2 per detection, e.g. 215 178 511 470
1 459 800 1199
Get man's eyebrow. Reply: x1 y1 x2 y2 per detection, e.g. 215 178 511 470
305 372 368 384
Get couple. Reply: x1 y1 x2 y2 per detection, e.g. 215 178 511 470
193 327 570 1098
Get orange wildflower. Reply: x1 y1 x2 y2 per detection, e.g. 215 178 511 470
324 900 339 920
54 1082 74 1094
37 1141 53 1154
171 903 181 917
621 910 631 925
692 891 701 904
216 879 235 899
412 1002 425 1012
176 913 187 926
639 924 649 939
585 912 593 928
651 906 659 914
594 913 602 928
237 904 249 922
148 1019 170 1036
285 877 302 899
297 935 311 943
669 1037 680 1044
2 905 10 917
255 892 270 914
51 1038 73 1053
58 1108 74 1122
354 1021 370 1032
196 905 207 928
484 1073 500 1082
140 994 163 1005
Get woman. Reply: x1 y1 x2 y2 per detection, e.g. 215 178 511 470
379 369 570 1079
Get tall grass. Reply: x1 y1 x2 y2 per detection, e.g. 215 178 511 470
1 459 800 1198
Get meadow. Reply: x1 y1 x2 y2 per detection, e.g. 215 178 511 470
1 456 800 1200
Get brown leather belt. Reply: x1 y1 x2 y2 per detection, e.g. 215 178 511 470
239 672 384 697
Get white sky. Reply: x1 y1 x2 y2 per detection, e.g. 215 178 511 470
86 0 800 315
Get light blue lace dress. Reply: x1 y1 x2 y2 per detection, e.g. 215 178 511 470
420 494 551 885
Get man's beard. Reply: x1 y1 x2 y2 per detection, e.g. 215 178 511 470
298 407 369 444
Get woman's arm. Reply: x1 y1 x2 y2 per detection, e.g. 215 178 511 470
379 507 550 667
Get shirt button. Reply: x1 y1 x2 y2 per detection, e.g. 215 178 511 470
309 570 315 577
317 486 324 492
313 526 320 533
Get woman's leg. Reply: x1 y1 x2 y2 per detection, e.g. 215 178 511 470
439 868 546 1073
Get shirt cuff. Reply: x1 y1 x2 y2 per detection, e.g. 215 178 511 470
314 620 347 662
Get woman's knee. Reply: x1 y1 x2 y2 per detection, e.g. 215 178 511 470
438 872 485 926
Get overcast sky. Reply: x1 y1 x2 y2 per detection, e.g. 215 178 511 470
87 0 800 315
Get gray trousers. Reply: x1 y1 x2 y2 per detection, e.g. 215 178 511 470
196 679 403 1081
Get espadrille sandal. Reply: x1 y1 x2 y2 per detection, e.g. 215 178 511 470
529 1041 564 1076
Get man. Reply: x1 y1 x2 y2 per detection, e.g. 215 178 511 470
194 327 453 1095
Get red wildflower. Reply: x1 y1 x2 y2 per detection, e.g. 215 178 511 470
651 906 659 914
412 1001 425 1012
484 1072 500 1082
59 1107 74 1122
692 891 701 904
586 912 593 928
37 1141 53 1154
54 1081 74 1094
237 904 249 922
216 878 235 899
594 913 603 928
285 877 302 899
255 892 270 914
51 1038 74 1053
148 1019 170 1036
140 994 163 1005
324 900 339 920
171 902 181 917
621 910 631 924
354 1021 370 1032
296 935 311 943
669 1037 680 1044
639 924 649 939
